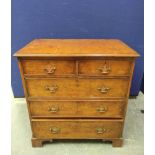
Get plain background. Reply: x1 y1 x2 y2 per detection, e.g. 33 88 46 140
11 0 144 97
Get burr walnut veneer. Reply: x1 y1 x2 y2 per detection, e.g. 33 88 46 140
14 39 139 147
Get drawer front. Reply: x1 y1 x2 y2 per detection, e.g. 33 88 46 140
22 59 76 76
30 101 124 118
32 119 123 139
26 78 129 98
79 60 131 76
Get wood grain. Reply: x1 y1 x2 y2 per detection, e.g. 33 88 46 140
14 39 139 147
29 100 125 118
22 59 76 76
79 59 132 76
32 119 123 139
14 39 140 57
26 78 129 98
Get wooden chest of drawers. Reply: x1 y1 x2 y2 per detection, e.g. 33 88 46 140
14 39 139 147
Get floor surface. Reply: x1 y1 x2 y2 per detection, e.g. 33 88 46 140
12 92 144 155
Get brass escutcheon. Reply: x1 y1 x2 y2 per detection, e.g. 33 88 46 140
48 106 59 113
44 65 56 74
96 106 108 113
97 64 111 74
96 127 106 134
50 127 60 134
98 87 110 93
45 85 58 93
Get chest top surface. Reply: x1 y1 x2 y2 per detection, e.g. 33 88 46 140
14 39 139 58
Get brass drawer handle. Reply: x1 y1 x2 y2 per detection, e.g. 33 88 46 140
97 65 111 74
49 127 60 134
96 106 108 113
48 106 59 113
44 66 56 74
45 85 58 93
96 127 106 134
98 87 110 93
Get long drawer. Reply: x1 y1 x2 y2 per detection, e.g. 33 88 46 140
26 78 129 98
32 119 123 139
29 100 125 118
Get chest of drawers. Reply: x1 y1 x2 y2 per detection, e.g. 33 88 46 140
14 39 139 147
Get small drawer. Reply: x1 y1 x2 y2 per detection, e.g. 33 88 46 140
29 101 125 118
21 59 76 76
79 60 131 76
26 78 129 98
32 119 123 139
